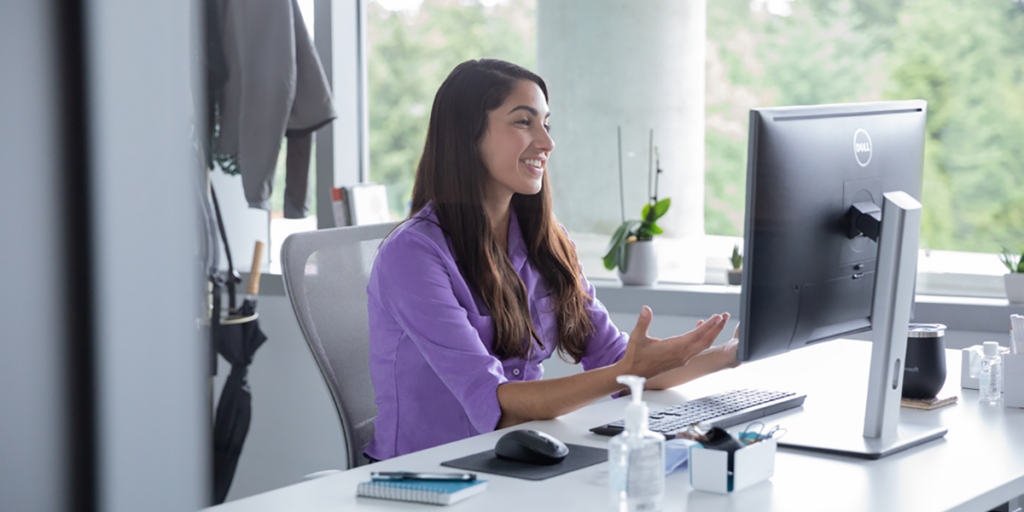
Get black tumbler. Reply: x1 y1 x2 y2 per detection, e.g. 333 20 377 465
902 324 947 399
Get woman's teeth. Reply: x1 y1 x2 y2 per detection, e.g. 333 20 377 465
524 158 543 168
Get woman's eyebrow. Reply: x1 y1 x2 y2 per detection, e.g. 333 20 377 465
508 105 544 116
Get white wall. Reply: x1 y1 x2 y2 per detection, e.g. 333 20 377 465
212 293 347 503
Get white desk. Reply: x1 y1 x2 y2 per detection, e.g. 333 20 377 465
206 340 1024 512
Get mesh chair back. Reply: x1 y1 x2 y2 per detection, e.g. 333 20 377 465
280 222 398 469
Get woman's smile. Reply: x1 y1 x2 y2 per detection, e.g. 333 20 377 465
521 156 545 176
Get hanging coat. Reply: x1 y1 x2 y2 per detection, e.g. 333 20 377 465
213 0 336 218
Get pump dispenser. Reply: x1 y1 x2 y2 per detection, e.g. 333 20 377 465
980 341 1003 402
609 376 665 512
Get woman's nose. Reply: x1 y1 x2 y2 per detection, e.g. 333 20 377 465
536 126 555 152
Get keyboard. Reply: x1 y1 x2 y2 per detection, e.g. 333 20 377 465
590 389 806 439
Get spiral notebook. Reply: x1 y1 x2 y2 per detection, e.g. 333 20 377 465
356 479 487 505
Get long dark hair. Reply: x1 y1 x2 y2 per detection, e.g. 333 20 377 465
407 58 595 363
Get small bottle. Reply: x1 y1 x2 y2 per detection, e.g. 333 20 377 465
609 375 665 512
980 341 1003 403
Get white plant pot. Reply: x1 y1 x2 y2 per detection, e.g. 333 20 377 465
1006 273 1024 304
618 240 658 286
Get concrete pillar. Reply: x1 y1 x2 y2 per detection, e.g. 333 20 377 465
538 0 706 281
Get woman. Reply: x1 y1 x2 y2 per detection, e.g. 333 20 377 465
364 58 738 461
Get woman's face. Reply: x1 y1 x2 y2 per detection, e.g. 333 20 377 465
479 80 555 201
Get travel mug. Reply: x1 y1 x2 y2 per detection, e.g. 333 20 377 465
903 324 947 399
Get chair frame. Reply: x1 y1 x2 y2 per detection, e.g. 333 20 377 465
280 222 398 469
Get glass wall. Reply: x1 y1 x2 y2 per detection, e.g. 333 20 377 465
366 0 1024 288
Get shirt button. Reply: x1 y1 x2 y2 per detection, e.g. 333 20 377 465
512 369 521 376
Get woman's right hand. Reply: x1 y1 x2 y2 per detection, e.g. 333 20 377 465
614 306 729 380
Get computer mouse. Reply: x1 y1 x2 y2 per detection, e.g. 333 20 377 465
494 429 569 465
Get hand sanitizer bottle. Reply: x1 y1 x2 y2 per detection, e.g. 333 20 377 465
980 341 1003 403
609 375 665 512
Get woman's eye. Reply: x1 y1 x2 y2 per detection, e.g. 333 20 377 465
516 119 530 126
543 124 551 132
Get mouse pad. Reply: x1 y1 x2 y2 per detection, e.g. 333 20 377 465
440 444 607 481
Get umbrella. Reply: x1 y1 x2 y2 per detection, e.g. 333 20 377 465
210 186 268 504
213 240 266 504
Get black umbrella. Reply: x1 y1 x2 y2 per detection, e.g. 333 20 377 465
209 186 267 504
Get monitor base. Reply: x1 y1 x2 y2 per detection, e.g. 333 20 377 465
778 423 947 460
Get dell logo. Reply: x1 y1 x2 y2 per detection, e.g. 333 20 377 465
905 367 919 373
854 128 873 167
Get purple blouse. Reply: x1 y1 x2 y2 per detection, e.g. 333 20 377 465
364 202 628 460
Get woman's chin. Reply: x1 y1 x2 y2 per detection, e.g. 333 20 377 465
515 182 543 196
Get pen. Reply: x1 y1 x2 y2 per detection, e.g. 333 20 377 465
371 471 477 482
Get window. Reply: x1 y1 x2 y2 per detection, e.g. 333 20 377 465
705 0 1024 292
363 0 1024 295
366 0 536 219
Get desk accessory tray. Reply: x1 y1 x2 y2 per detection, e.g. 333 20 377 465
689 439 776 494
1004 353 1024 409
961 345 1011 390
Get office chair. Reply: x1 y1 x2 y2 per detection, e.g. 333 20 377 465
280 222 399 469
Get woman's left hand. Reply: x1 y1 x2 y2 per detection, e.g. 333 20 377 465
696 321 741 370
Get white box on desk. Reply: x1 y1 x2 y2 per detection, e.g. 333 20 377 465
689 439 775 494
1004 353 1024 409
961 345 1011 390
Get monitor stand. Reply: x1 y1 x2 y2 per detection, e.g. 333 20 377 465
778 191 948 460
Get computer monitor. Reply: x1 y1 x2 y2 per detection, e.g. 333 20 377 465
737 100 948 459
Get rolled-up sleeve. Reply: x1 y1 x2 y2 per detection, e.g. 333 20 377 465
373 230 508 434
579 273 629 371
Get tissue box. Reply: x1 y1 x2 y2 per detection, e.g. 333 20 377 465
1004 353 1024 409
689 439 775 494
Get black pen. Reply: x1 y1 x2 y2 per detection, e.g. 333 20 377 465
371 471 477 482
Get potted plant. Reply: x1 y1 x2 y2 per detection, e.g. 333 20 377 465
728 245 743 285
603 198 671 286
603 137 669 286
1002 248 1024 303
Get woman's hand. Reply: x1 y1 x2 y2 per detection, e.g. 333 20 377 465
695 321 741 370
614 306 729 380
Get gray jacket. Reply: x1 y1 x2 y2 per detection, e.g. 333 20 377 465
214 0 336 218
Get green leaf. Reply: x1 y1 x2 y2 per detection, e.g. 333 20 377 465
649 223 663 235
603 252 617 271
603 221 641 271
731 244 743 269
617 237 629 272
603 222 630 258
641 203 651 222
653 198 671 219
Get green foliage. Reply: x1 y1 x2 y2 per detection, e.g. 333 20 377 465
730 245 742 270
366 0 535 218
602 220 641 273
705 0 1024 254
1002 249 1024 274
366 0 1024 254
603 198 671 272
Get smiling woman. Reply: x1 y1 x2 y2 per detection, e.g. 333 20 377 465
478 81 554 250
362 59 740 462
